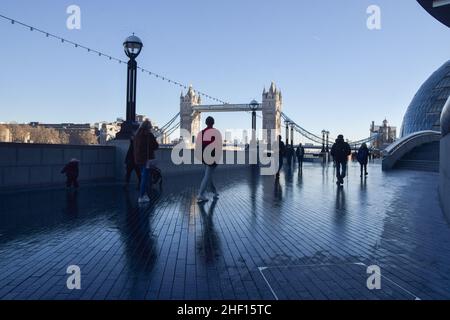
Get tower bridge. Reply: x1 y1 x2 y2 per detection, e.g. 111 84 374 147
155 82 378 150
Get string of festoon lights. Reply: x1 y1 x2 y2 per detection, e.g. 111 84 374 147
0 13 229 105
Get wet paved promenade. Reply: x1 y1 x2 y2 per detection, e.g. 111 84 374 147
1 162 450 300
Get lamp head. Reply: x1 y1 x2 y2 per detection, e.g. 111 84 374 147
123 34 143 59
249 100 259 111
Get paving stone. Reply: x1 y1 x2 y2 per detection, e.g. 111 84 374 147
0 163 449 299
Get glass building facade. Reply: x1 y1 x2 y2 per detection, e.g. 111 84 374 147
401 60 450 137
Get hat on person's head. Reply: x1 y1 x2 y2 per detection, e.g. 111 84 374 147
205 116 215 126
142 119 152 129
338 134 344 140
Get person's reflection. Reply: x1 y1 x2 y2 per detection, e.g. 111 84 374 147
322 161 326 184
125 192 157 270
120 191 158 297
297 169 303 189
335 187 346 212
285 164 293 183
359 176 367 204
198 198 221 263
274 177 283 203
249 166 260 215
64 189 79 218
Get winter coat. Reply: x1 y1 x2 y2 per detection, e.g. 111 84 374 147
61 161 79 178
125 139 136 165
357 147 370 165
198 127 222 167
331 138 351 163
278 141 286 159
296 146 305 158
134 132 159 166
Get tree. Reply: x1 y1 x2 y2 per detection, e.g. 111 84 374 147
58 131 70 144
7 124 32 143
69 130 98 145
30 126 62 144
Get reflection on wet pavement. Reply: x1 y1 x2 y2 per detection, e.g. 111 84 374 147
1 162 449 300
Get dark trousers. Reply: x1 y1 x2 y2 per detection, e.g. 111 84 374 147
66 176 79 188
297 156 304 169
277 157 284 175
287 157 293 166
336 161 347 183
126 163 141 185
360 164 368 175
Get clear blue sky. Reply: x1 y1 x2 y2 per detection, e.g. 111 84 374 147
1 0 450 141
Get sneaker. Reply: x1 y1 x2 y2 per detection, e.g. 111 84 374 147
197 196 209 203
138 195 150 204
365 172 369 176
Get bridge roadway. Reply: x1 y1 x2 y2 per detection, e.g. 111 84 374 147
0 162 448 300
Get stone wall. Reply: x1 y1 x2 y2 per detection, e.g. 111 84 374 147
0 143 115 191
108 140 252 182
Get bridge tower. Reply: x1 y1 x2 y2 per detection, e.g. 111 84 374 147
262 82 282 146
180 85 201 145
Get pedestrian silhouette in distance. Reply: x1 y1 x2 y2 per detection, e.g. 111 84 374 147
196 116 222 203
61 158 80 189
276 135 286 179
296 143 305 173
357 143 370 178
330 134 351 187
125 135 141 188
134 119 159 204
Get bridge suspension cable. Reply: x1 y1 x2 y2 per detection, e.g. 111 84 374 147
280 112 333 145
153 112 180 138
281 111 381 147
0 13 228 104
158 112 180 132
165 122 180 138
346 134 380 147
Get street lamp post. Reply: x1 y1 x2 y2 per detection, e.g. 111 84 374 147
290 124 294 147
249 100 259 145
285 121 290 146
325 131 330 153
321 130 326 153
249 100 259 165
116 34 143 140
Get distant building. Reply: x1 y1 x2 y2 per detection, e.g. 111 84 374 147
0 126 12 142
370 119 397 149
98 121 122 144
225 130 232 144
29 122 96 136
401 60 450 136
242 130 248 145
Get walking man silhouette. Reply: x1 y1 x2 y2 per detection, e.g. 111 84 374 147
196 116 222 203
330 134 351 186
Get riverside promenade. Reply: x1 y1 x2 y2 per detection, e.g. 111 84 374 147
0 162 449 300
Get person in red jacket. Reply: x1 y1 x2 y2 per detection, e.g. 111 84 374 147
61 158 79 189
196 116 222 203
